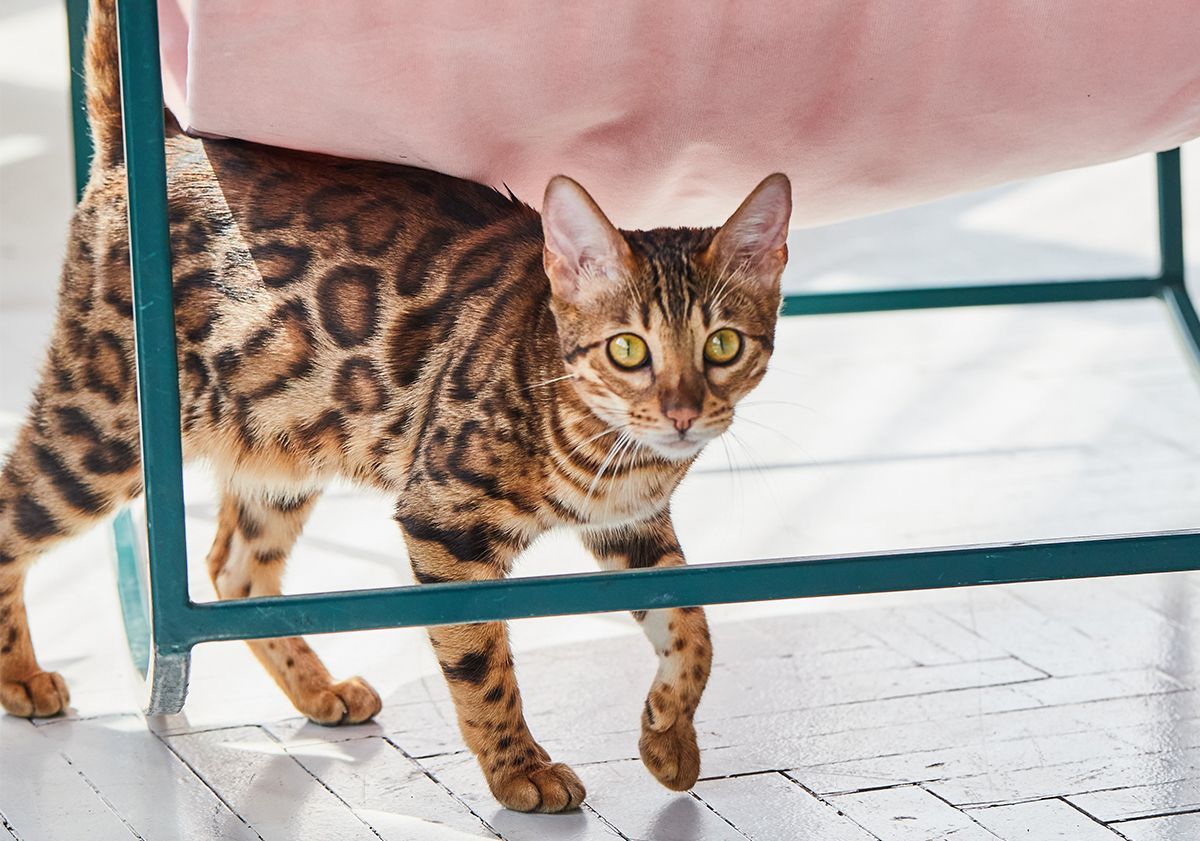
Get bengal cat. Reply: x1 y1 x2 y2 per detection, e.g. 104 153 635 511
0 0 791 812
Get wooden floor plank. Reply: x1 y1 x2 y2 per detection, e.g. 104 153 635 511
275 735 497 839
164 726 378 841
267 695 466 759
936 596 1144 677
846 606 1009 666
704 684 1036 752
1010 669 1187 708
827 786 999 841
580 760 746 841
966 798 1124 840
0 719 138 841
1004 583 1192 681
711 614 916 671
694 772 877 840
705 670 1197 759
1068 778 1200 822
790 728 1135 796
727 638 917 680
417 753 624 841
1111 810 1200 841
699 657 1046 721
481 677 1134 778
36 715 258 841
926 747 1200 807
695 689 1199 783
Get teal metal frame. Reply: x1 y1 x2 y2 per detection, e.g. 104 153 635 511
65 1 1198 714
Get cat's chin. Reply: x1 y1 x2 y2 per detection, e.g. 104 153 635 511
644 437 708 462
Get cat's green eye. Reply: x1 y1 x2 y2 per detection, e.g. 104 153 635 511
608 333 650 369
704 328 742 365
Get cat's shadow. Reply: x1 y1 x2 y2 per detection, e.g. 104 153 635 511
645 794 714 839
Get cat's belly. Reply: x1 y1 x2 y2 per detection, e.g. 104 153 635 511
180 393 407 496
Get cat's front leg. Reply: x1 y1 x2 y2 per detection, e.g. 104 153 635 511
583 511 712 791
397 511 586 813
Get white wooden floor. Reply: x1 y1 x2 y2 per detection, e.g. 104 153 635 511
3 557 1200 840
4 2 1200 839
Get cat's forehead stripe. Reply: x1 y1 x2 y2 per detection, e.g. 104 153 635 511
632 243 700 327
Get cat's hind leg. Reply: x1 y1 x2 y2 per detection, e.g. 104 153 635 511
205 486 381 724
0 389 142 717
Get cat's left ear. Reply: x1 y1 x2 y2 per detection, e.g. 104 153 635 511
542 175 635 306
703 173 792 288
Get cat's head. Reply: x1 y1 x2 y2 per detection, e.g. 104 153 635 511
542 174 791 461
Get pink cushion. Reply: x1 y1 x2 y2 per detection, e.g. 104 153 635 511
159 0 1200 229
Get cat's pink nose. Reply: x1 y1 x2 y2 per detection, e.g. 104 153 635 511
665 407 699 433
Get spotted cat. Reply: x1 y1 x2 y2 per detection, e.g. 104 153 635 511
0 0 791 812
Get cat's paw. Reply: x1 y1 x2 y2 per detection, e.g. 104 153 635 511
639 716 700 791
300 676 382 725
1 670 70 718
490 761 587 813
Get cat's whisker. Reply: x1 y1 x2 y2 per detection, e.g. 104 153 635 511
707 254 752 314
523 373 577 391
612 433 638 478
598 435 634 512
725 430 796 532
617 432 648 488
599 431 639 513
619 269 645 312
603 434 641 515
709 248 741 297
566 423 629 457
733 439 790 535
718 433 736 480
584 433 625 505
707 268 735 313
731 414 814 459
710 273 740 315
739 399 817 414
763 364 810 379
710 264 740 307
718 432 749 529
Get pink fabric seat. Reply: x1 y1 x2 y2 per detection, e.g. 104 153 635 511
159 0 1200 229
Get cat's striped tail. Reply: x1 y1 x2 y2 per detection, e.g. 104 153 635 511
84 0 122 171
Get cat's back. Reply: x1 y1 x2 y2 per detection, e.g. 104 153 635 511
76 132 545 328
67 133 550 486
162 134 544 310
157 135 552 401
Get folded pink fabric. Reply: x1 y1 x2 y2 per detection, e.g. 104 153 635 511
159 0 1200 228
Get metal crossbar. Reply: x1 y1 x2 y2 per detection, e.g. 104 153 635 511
63 0 1196 714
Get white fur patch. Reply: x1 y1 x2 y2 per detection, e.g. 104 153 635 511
225 474 324 508
641 608 683 683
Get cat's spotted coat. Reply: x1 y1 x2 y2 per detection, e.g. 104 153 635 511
0 0 791 812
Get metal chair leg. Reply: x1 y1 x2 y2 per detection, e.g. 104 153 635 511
1162 284 1200 373
66 0 194 715
1154 149 1199 371
110 508 190 715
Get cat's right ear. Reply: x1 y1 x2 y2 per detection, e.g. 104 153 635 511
542 176 635 306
